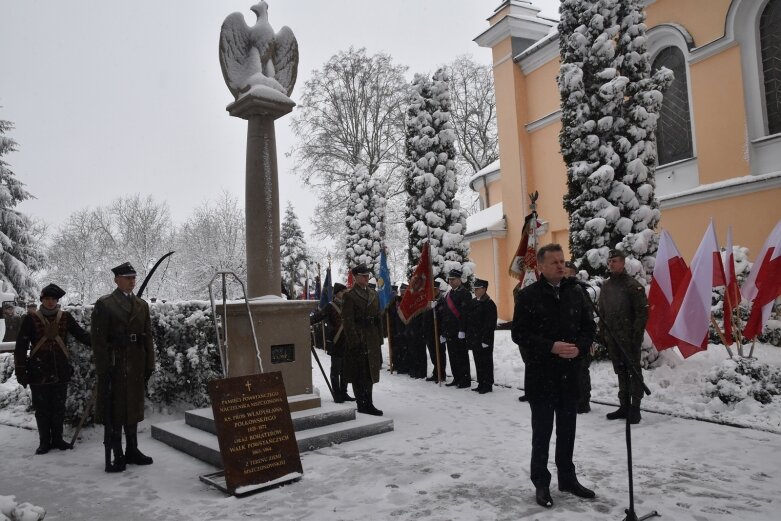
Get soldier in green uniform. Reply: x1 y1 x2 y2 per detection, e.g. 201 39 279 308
341 264 384 416
91 262 156 472
14 284 91 454
597 249 649 424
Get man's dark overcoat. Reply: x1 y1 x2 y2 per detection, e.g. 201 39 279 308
91 289 155 425
511 276 596 401
341 285 383 384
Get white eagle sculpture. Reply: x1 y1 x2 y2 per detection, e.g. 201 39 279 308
219 1 298 100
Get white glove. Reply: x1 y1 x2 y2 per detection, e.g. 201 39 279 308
430 300 438 309
458 331 465 339
481 343 489 348
439 336 446 343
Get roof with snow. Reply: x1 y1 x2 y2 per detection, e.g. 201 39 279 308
465 202 506 239
468 160 501 191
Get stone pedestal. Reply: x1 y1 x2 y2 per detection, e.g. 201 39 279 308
217 298 319 410
227 94 295 299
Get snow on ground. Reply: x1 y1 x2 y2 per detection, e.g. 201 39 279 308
1 331 780 520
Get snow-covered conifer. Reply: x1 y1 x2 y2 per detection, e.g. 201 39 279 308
345 165 386 274
559 0 669 278
280 202 308 298
404 69 472 279
0 117 44 299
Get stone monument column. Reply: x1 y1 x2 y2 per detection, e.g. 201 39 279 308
227 97 294 298
216 2 318 410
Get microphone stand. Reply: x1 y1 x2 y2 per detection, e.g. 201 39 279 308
577 282 660 521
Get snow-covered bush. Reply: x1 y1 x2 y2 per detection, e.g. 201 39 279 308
0 495 45 521
0 353 13 383
705 357 781 405
1 301 220 424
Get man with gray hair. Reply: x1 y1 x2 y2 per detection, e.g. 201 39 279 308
512 243 596 508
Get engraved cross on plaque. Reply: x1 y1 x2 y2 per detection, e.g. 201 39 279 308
245 380 252 392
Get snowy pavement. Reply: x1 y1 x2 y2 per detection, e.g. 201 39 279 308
1 332 780 520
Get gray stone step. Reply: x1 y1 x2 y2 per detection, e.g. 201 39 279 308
152 405 393 468
184 401 357 435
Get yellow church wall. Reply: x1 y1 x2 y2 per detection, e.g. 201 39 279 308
525 58 561 123
645 0 731 46
689 46 750 184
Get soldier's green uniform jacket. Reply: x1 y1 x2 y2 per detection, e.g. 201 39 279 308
341 285 383 384
91 289 155 425
597 271 648 366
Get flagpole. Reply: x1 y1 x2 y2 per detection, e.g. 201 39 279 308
425 227 443 386
383 244 395 374
710 315 734 359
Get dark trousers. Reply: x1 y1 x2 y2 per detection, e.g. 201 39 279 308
446 337 470 384
472 345 494 388
391 339 408 373
407 338 428 378
329 355 348 397
528 397 577 488
30 383 68 444
352 355 376 411
427 337 447 380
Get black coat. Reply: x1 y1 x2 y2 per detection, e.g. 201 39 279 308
439 285 470 339
311 300 346 357
465 296 497 350
511 276 596 401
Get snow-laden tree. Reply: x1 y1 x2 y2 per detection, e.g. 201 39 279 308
46 194 172 302
448 55 499 214
404 69 472 280
280 202 309 298
558 0 670 278
0 117 44 300
290 47 408 243
171 191 246 300
345 165 386 274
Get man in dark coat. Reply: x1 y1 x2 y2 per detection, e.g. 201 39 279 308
565 261 594 414
310 283 354 403
440 269 471 388
598 249 649 424
389 284 409 374
512 243 597 508
92 262 156 472
425 280 447 382
14 284 91 454
466 278 497 394
342 265 384 416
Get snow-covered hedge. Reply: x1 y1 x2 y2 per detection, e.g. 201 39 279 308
0 495 45 521
2 301 220 424
705 357 781 405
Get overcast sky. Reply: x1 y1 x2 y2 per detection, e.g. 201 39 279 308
0 0 560 242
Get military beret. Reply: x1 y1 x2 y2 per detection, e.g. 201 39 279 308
40 283 66 300
447 269 463 279
368 282 376 289
332 282 347 294
112 262 137 277
351 264 371 276
473 278 488 289
608 248 626 259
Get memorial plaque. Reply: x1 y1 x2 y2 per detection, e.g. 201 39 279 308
208 371 302 495
270 343 295 364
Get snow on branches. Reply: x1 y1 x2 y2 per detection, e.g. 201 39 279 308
280 202 309 297
404 69 472 280
559 0 672 279
345 165 387 274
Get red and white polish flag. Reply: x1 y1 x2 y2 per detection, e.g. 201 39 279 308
742 219 781 340
722 226 741 344
669 221 726 358
646 229 689 350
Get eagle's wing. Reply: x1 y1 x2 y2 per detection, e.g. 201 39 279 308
273 26 299 97
219 12 256 99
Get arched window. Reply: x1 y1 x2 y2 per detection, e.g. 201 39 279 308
653 46 694 165
761 0 781 135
